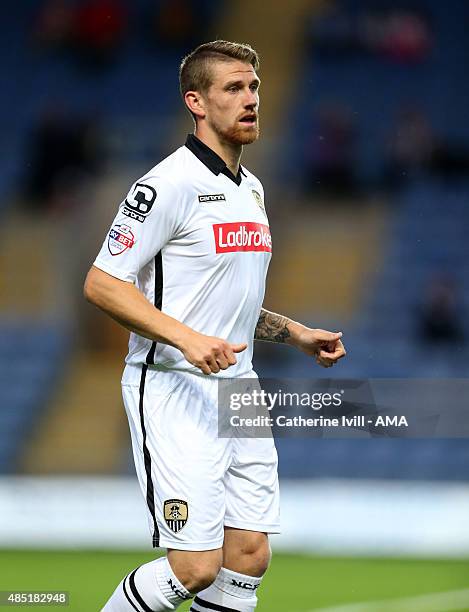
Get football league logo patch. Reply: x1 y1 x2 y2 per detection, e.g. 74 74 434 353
108 224 135 256
164 499 188 533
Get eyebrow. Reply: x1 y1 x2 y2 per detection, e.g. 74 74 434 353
223 78 261 89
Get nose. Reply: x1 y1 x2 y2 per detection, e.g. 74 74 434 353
244 88 258 109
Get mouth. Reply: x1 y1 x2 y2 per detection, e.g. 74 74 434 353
239 114 257 126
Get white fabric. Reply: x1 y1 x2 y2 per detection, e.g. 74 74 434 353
193 567 261 612
101 557 192 611
93 143 271 378
152 557 192 607
212 567 262 598
101 565 174 611
122 367 280 551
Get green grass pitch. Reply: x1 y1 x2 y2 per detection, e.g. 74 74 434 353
0 550 468 611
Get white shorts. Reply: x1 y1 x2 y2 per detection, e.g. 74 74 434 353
122 364 280 551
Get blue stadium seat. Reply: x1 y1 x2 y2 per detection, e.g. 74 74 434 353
0 319 69 472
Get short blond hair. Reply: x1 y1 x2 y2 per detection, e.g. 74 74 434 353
179 40 260 101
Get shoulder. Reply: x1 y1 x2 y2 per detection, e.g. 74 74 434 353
135 146 200 198
137 147 184 188
121 147 199 223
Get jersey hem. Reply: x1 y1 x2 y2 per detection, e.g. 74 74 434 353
121 362 257 385
149 363 256 380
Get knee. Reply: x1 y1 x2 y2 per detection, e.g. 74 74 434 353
243 538 271 576
168 549 222 593
224 531 272 577
184 563 220 593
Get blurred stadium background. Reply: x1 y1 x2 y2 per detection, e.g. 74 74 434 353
1 0 469 610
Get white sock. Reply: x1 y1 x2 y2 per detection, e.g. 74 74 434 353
191 567 262 612
102 557 192 611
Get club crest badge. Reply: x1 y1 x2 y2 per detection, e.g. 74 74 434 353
164 499 188 533
252 190 265 215
107 224 135 256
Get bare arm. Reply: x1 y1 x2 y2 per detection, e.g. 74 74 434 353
254 309 292 343
84 266 246 374
254 308 346 367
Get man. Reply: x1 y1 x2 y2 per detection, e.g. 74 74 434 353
85 40 345 612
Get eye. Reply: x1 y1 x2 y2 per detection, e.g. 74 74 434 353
250 83 259 92
228 85 239 93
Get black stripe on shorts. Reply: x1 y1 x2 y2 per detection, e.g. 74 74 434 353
138 364 159 547
141 252 163 546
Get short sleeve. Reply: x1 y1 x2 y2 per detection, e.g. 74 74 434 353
93 176 180 282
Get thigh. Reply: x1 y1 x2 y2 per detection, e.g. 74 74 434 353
123 367 232 551
224 436 281 535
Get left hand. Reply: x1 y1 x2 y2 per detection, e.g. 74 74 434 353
292 327 346 368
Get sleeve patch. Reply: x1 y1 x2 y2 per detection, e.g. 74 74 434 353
122 182 157 222
108 224 136 255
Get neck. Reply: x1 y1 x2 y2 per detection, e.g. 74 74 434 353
194 127 242 176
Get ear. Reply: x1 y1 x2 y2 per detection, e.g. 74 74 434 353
185 90 206 120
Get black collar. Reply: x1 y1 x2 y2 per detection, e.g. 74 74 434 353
185 133 246 186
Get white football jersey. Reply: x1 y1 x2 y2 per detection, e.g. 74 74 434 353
93 134 271 377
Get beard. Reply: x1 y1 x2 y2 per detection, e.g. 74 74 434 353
211 118 260 145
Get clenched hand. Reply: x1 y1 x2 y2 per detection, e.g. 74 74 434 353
292 328 346 368
179 331 247 375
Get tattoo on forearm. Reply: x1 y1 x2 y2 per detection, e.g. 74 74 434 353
255 309 291 343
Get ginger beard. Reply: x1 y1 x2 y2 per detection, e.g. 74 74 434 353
209 114 260 146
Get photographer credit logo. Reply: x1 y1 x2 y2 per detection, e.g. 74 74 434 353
222 381 413 434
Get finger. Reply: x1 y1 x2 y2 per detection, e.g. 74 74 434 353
316 356 332 368
198 361 212 375
224 348 238 366
231 343 248 353
216 354 230 370
331 348 346 361
315 330 343 343
206 355 220 374
330 340 346 357
319 349 345 361
319 349 335 359
320 340 346 357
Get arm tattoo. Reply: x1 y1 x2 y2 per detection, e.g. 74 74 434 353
254 309 291 343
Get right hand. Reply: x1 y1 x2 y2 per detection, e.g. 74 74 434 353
179 331 247 375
